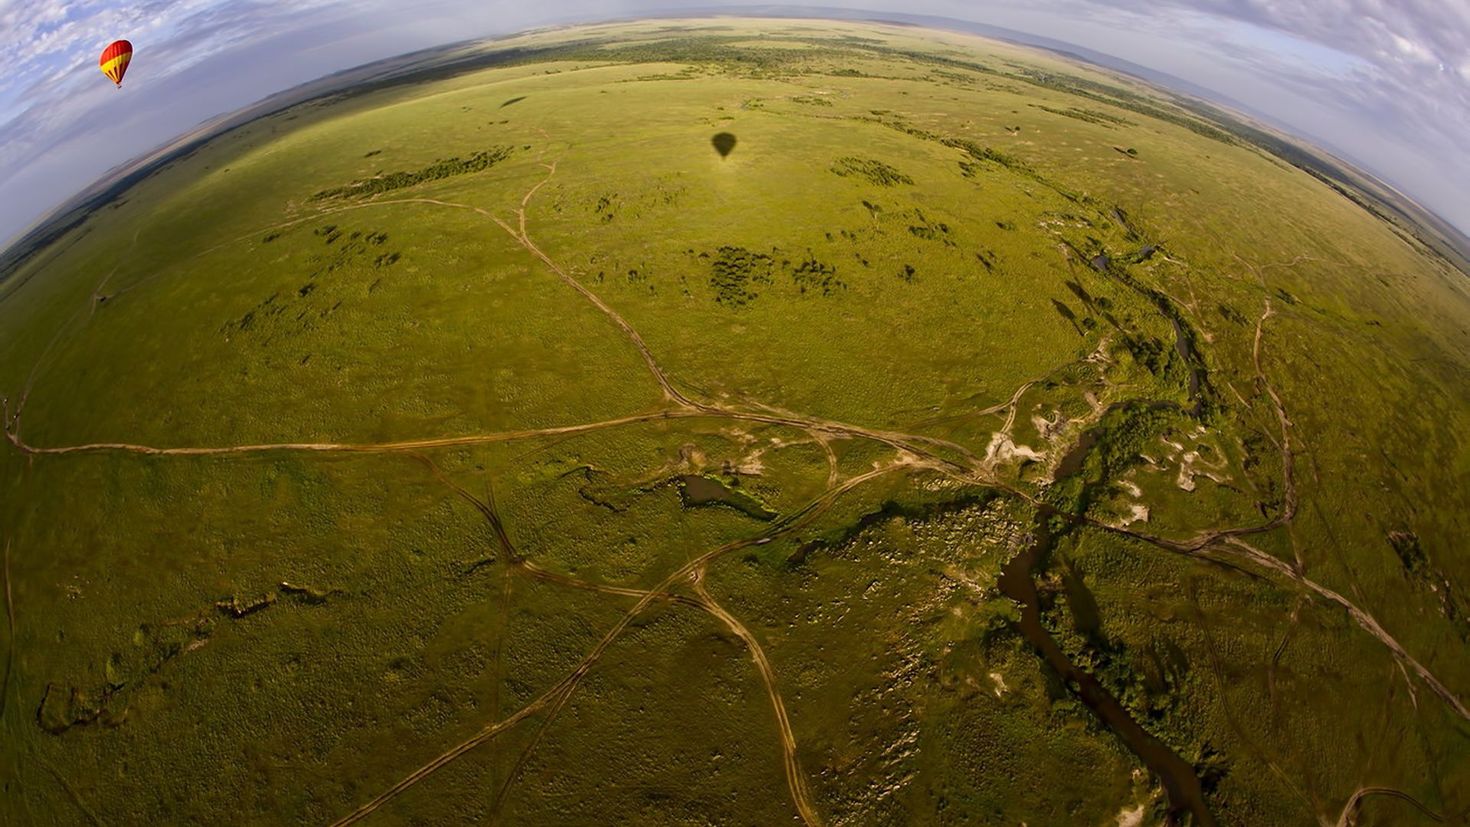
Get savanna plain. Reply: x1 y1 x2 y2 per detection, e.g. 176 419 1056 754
2 18 1469 827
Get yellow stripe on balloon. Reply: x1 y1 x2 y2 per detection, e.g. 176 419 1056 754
100 53 131 84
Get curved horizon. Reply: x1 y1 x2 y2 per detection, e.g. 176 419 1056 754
1 1 1468 255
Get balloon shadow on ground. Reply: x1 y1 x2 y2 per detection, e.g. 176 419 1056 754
712 132 737 158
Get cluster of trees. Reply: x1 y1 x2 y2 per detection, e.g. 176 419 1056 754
790 253 845 295
906 207 954 246
707 245 845 304
709 245 775 306
943 137 1027 173
1049 401 1180 515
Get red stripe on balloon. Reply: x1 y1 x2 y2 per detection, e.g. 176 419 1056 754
100 40 133 67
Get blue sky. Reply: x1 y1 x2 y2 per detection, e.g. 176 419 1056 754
1 0 1467 246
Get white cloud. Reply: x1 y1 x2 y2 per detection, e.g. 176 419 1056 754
1390 33 1434 63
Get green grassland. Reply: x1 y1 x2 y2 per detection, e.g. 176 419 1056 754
2 18 1469 826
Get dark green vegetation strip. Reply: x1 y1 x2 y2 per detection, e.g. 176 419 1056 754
1032 104 1136 127
1005 66 1239 145
830 156 913 186
311 146 513 200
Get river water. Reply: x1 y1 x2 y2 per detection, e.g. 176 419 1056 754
996 507 1217 826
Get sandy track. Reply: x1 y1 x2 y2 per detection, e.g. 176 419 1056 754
331 465 899 825
5 409 696 457
692 577 820 825
1 540 13 719
1335 785 1442 827
1220 535 1469 722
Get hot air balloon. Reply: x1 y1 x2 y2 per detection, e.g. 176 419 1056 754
99 40 133 88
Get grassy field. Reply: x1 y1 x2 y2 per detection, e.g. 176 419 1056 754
2 18 1469 826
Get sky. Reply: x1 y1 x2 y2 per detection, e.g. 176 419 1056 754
0 0 1467 247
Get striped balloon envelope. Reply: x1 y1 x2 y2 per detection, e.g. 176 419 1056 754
99 40 133 87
